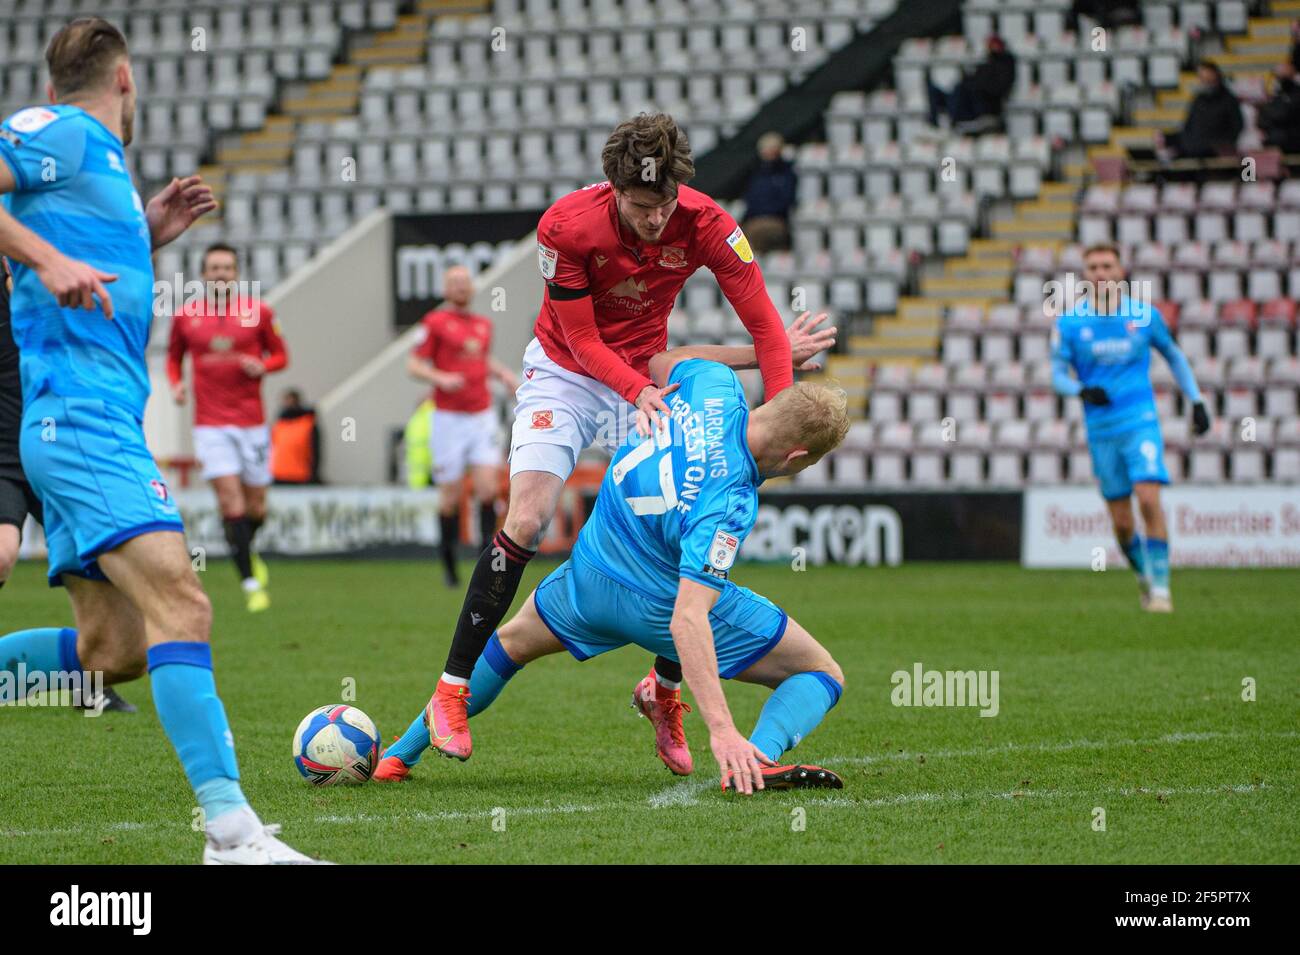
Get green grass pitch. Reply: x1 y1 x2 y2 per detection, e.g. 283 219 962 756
1 559 1296 864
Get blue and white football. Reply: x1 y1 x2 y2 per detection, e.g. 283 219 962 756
292 705 381 785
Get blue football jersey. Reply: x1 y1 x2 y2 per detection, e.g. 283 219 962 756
1052 295 1201 439
0 105 155 419
573 359 761 602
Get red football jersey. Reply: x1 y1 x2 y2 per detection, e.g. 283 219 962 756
533 182 770 390
166 297 287 427
411 308 494 412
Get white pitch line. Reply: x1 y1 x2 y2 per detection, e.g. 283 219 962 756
0 729 1291 838
816 728 1300 771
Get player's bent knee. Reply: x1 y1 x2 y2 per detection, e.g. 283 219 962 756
504 509 549 548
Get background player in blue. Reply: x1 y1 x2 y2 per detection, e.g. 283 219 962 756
1052 242 1211 613
381 349 851 794
0 18 322 863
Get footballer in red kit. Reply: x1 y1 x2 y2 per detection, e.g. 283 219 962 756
407 265 519 588
166 243 287 612
375 112 836 782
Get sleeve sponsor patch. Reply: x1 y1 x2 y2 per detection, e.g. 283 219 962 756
709 529 740 571
538 243 558 280
725 226 753 264
7 108 57 134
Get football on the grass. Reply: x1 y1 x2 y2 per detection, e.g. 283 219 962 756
292 704 381 785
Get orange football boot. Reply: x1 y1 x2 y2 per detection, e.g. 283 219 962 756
632 670 693 775
424 679 473 761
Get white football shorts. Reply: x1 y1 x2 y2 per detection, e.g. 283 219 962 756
508 337 637 480
430 407 502 485
193 424 272 486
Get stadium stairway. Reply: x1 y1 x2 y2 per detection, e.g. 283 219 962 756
1087 4 1292 176
195 1 487 217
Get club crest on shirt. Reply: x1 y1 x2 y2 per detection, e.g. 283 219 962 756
658 245 687 269
538 243 558 280
725 226 753 264
531 410 554 429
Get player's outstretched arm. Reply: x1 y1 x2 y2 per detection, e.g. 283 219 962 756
670 578 775 795
146 175 217 251
1150 311 1211 435
406 353 463 392
1049 320 1083 397
165 314 188 403
488 355 519 392
0 166 116 317
550 289 674 435
647 312 836 387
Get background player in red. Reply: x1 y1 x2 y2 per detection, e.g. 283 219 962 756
407 264 519 587
167 243 287 613
381 112 833 780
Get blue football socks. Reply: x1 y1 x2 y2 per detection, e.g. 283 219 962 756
386 632 523 767
1120 533 1148 581
749 671 843 763
147 642 248 821
0 627 79 703
1147 537 1171 592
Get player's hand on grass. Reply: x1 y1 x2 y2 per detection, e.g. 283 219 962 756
634 382 679 436
36 253 116 318
1192 401 1211 436
146 176 218 250
1080 386 1110 406
239 355 266 378
170 381 186 404
712 727 775 795
787 311 837 371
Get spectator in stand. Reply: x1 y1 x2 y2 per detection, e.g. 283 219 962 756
1070 0 1140 32
1161 61 1243 160
741 132 797 254
1291 20 1300 72
928 34 1017 135
1260 60 1300 155
270 388 320 485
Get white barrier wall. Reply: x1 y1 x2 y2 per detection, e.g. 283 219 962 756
144 209 546 485
1023 486 1300 568
315 227 543 484
144 208 395 461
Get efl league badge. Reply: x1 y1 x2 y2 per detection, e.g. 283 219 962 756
531 410 554 430
149 479 170 502
464 337 482 355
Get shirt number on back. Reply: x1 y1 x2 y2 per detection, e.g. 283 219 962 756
611 427 678 516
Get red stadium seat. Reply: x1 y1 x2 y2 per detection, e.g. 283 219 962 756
1218 300 1258 328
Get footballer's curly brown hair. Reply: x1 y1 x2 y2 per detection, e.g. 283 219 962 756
601 113 695 197
45 17 129 100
